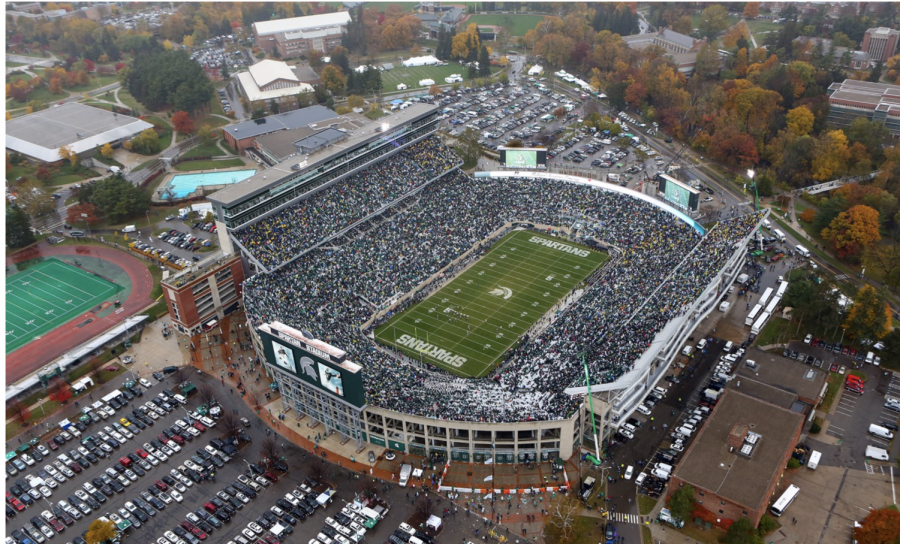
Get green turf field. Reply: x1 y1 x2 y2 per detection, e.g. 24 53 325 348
6 258 121 353
381 62 500 91
374 230 608 377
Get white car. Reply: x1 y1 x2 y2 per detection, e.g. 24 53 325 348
671 442 685 453
158 491 174 504
124 469 138 481
140 378 152 388
117 474 131 487
624 465 634 480
248 522 263 535
618 428 634 440
164 531 180 544
36 445 50 457
271 506 285 517
234 492 250 504
187 512 201 524
83 482 97 494
635 473 647 487
38 486 52 498
242 529 257 540
167 441 181 452
172 480 187 493
636 404 652 416
169 489 184 502
146 454 160 466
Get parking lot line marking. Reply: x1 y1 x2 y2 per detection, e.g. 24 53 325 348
829 424 846 431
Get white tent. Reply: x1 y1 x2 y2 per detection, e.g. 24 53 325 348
426 515 442 530
403 55 439 67
418 78 435 86
528 65 543 76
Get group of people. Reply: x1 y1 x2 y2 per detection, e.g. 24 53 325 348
241 136 762 424
234 136 460 269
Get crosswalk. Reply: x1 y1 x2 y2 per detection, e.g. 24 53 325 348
608 512 642 524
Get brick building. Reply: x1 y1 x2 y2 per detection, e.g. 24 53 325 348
667 390 804 527
221 105 342 156
827 79 900 135
861 27 900 62
253 12 351 58
161 252 245 336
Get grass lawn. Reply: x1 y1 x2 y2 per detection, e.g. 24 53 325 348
116 87 142 113
691 13 741 33
381 62 500 92
822 373 840 412
673 523 727 544
182 140 226 158
195 115 230 129
6 164 38 184
365 109 387 120
48 173 93 186
755 316 790 347
465 13 544 35
638 494 658 515
174 158 245 171
7 61 26 67
746 18 784 34
374 230 608 377
68 73 119 93
208 93 225 116
641 526 652 544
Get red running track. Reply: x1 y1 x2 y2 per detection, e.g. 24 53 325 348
6 243 154 384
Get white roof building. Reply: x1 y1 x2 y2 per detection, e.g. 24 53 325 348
238 60 314 102
5 103 153 163
402 55 439 67
253 11 352 38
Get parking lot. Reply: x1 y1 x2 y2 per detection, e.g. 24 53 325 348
117 215 220 266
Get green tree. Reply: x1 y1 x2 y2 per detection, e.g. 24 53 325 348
456 127 482 167
130 129 161 155
724 517 763 544
846 117 890 162
197 124 215 145
85 518 117 544
812 195 848 234
478 46 491 77
863 244 900 290
699 5 730 40
668 485 694 522
6 205 35 248
79 174 151 224
843 284 892 343
15 180 55 217
126 49 214 113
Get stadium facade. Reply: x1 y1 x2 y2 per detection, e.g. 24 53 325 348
209 103 763 463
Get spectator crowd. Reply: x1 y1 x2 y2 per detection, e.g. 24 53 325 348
241 138 762 423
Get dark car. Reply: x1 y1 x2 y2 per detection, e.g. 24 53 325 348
273 461 288 472
882 421 900 432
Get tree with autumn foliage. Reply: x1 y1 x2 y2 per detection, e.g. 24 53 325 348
67 202 100 225
320 65 346 95
171 111 194 134
843 284 893 346
821 204 881 260
854 508 900 544
743 2 760 18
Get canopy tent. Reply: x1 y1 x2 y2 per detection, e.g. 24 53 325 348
402 55 439 67
390 99 404 105
426 515 442 530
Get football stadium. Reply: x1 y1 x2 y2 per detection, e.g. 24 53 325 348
211 103 762 461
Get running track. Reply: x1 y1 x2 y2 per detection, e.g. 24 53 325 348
6 243 154 384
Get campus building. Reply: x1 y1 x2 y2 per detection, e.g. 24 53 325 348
861 27 900 62
252 11 351 57
622 29 711 76
827 79 900 135
236 59 314 103
667 390 804 527
161 252 245 336
221 105 344 156
6 103 153 163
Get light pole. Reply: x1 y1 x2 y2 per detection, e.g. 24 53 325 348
747 169 759 211
81 213 93 239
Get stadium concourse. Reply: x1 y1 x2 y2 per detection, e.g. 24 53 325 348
239 136 762 424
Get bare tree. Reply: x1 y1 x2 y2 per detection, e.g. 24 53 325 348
415 495 436 516
170 365 188 386
8 399 30 426
308 461 325 482
197 383 217 407
89 358 108 385
542 494 582 544
219 411 241 440
358 479 378 501
247 392 264 414
259 436 281 468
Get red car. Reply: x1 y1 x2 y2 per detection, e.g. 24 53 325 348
68 462 82 473
136 449 149 459
192 422 206 432
6 492 25 511
47 516 65 533
204 502 217 513
155 480 168 491
170 434 185 445
830 362 840 372
181 521 207 540
263 471 279 483
119 457 133 468
47 441 59 451
157 434 170 444
849 348 858 358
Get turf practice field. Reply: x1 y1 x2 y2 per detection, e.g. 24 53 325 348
6 258 120 353
374 230 608 377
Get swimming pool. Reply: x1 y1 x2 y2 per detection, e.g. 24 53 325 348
165 169 257 198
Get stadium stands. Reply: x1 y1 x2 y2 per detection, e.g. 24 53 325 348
242 140 762 423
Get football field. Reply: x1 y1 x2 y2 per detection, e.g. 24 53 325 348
6 258 120 353
374 230 608 378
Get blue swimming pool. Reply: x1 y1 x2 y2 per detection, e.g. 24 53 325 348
165 169 257 198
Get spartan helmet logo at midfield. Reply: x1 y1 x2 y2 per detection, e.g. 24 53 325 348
299 356 317 380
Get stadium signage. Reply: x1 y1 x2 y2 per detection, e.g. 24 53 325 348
528 236 591 258
396 334 467 367
270 327 346 364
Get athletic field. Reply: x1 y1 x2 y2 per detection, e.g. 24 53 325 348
374 230 608 378
6 258 120 353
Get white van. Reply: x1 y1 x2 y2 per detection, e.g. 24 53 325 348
173 394 187 405
869 424 894 439
718 301 731 312
676 426 693 437
795 245 810 258
122 225 136 233
656 462 673 474
681 345 694 356
651 467 670 480
724 341 734 352
735 273 749 284
773 229 786 242
866 352 875 364
807 450 821 470
653 386 667 398
697 339 708 350
866 445 890 461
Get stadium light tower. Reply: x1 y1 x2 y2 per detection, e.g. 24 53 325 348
747 169 759 211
